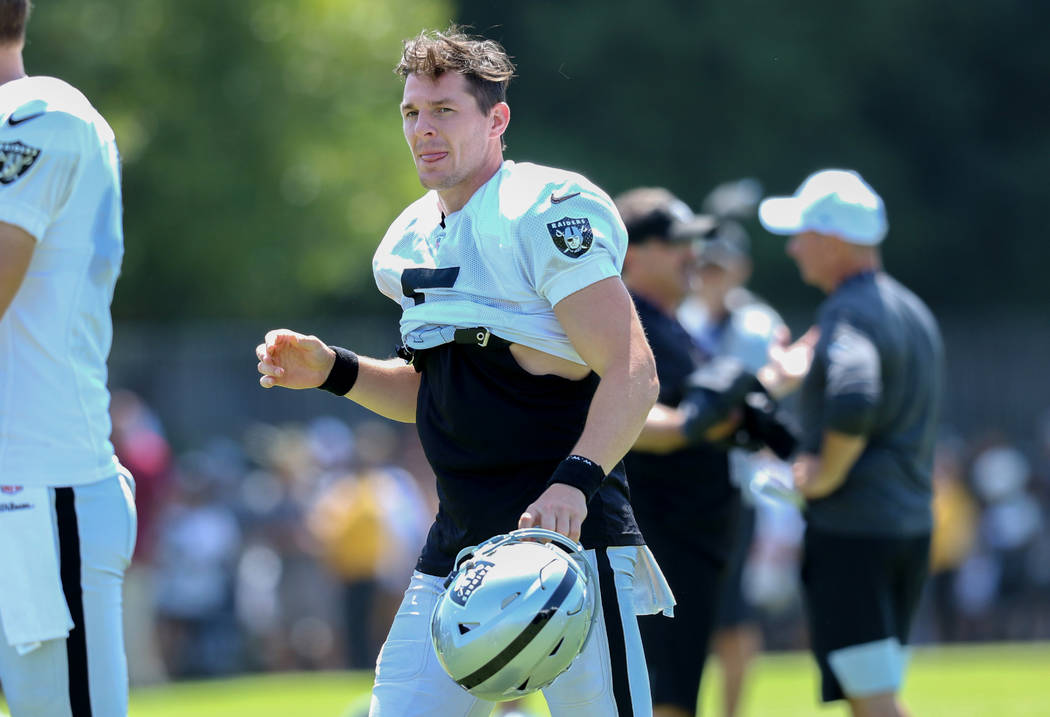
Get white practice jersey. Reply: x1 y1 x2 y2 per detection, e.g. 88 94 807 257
373 160 627 364
0 76 123 486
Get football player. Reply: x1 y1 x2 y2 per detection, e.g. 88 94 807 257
257 26 673 717
0 1 136 715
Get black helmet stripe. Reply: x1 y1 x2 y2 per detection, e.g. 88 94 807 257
459 568 579 690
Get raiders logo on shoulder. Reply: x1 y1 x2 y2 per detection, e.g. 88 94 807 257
450 559 495 606
547 217 593 258
0 141 41 185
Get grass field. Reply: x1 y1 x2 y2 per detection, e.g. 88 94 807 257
3 642 1048 715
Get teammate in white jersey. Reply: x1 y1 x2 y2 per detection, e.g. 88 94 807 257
258 27 670 716
0 2 136 715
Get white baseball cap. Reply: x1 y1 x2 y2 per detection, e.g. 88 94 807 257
758 169 888 245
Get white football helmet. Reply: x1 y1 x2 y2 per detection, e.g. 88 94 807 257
431 528 598 702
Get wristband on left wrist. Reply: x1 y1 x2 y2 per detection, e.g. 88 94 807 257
546 454 605 503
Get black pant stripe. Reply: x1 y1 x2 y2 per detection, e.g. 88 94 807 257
596 548 633 716
56 487 93 717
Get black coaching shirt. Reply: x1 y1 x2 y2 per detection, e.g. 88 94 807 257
799 271 944 537
624 294 738 561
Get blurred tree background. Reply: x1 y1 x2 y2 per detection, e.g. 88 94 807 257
25 0 450 321
14 0 1047 444
22 0 1048 321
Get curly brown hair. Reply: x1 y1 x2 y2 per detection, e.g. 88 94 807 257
395 26 515 115
0 0 30 44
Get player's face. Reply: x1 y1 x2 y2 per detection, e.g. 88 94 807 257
787 231 835 290
401 72 508 210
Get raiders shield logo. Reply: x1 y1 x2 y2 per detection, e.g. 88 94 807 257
450 559 495 606
547 217 593 258
0 141 40 185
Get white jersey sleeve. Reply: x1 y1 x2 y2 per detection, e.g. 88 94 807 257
0 116 80 239
373 198 428 305
515 180 625 307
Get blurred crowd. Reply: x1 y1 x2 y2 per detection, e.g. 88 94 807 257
110 388 1050 685
110 389 435 684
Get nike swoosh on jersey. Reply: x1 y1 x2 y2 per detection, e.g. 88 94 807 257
8 111 45 127
550 192 581 204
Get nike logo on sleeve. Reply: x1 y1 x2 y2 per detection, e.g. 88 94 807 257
8 111 45 127
550 192 581 204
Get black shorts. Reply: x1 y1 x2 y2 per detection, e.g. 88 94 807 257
636 502 738 712
716 502 758 628
801 526 930 702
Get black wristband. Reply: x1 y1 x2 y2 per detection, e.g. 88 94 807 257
317 346 359 396
546 454 606 502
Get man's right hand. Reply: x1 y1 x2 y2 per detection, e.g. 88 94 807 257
256 329 335 389
518 483 588 543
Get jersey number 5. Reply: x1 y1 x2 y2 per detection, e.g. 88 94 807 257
401 267 460 305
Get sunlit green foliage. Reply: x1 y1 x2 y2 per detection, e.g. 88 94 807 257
25 0 450 320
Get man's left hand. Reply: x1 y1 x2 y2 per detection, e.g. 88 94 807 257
518 483 587 542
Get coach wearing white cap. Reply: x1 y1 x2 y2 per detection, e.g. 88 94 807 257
760 170 944 717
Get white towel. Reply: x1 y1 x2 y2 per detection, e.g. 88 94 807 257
628 544 676 617
0 485 74 654
601 545 676 618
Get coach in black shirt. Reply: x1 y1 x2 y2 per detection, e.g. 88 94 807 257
614 187 740 717
760 169 944 717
